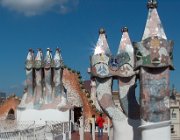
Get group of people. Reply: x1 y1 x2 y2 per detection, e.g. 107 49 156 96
90 113 105 137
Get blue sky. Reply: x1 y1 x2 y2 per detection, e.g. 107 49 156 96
0 0 179 96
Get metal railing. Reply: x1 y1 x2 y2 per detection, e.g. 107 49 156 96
0 121 70 140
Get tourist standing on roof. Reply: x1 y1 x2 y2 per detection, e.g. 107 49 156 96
96 113 105 137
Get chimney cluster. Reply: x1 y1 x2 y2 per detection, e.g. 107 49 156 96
24 48 65 107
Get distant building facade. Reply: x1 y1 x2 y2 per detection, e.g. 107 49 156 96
170 88 180 140
0 92 6 105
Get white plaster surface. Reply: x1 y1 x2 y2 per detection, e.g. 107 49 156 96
112 119 141 140
139 121 171 140
17 109 69 125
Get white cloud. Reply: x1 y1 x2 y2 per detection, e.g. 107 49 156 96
0 0 79 16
